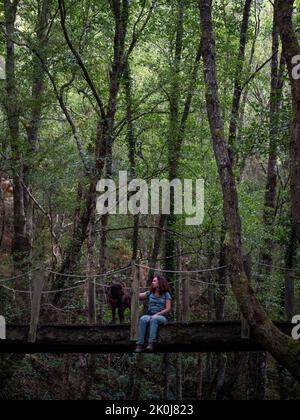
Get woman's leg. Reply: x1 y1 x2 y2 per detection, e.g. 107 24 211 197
148 316 167 343
136 315 151 345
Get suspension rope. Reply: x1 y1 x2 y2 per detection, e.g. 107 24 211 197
0 264 132 287
45 264 132 279
0 283 85 295
257 262 300 272
0 262 231 295
0 284 32 295
135 263 227 274
0 267 43 283
190 278 231 287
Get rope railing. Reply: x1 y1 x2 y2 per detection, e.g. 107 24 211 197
45 264 132 279
0 267 43 283
10 260 298 296
190 277 231 287
1 259 298 286
257 262 300 272
135 263 228 275
4 261 297 296
0 283 85 295
0 260 246 298
0 264 132 284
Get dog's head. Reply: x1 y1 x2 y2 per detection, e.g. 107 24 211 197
109 283 125 299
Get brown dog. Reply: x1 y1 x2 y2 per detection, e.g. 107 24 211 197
108 283 131 324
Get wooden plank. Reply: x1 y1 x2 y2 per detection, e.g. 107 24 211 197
0 322 295 354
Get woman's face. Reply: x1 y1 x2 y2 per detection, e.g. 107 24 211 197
152 277 159 290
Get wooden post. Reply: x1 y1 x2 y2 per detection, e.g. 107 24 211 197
28 269 45 343
241 256 252 339
130 261 140 341
88 278 96 325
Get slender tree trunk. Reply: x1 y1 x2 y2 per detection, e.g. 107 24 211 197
213 228 227 400
24 0 52 251
56 2 129 289
228 0 252 164
131 354 144 400
4 0 31 264
87 203 96 325
199 0 300 383
164 0 185 284
163 353 172 400
82 354 96 400
176 243 183 400
284 228 296 321
252 14 285 401
124 62 140 260
261 16 285 270
275 0 300 244
148 5 203 284
276 225 297 399
215 225 226 321
197 353 203 400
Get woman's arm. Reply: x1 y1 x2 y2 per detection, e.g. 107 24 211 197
152 300 172 318
139 292 148 301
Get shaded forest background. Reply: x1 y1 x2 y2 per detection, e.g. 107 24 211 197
1 0 300 400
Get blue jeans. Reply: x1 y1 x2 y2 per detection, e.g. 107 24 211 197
136 315 167 345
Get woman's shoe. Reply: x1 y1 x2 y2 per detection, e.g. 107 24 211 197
134 345 144 353
146 343 155 352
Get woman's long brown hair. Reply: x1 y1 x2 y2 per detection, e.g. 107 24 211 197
151 275 171 295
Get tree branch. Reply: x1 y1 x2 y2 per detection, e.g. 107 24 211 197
58 0 106 121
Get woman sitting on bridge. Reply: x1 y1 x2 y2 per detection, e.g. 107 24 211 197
135 275 172 353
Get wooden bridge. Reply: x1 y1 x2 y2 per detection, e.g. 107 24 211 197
0 321 294 354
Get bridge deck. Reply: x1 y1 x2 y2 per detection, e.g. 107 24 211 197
0 321 293 354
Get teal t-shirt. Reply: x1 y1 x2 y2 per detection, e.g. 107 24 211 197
145 291 172 316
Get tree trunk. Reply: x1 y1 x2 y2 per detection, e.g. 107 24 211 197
261 14 285 270
124 62 140 260
131 354 144 400
284 228 296 321
196 353 203 400
87 204 96 325
24 0 52 251
199 0 300 383
228 0 252 164
164 0 185 283
176 243 183 400
215 225 226 321
251 13 285 400
275 0 300 244
4 0 31 264
147 4 203 284
163 353 172 399
55 2 129 288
